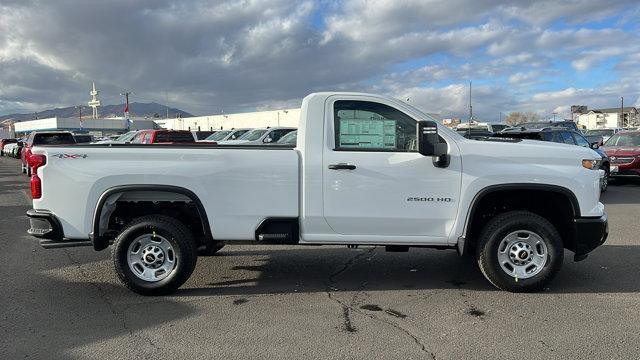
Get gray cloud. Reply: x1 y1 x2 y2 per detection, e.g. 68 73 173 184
0 0 638 121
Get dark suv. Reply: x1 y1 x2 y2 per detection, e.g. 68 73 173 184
494 128 610 191
504 120 580 132
21 131 76 176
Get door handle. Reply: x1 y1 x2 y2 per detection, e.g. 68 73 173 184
328 163 356 170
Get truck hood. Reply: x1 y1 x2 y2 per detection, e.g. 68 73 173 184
602 145 640 156
458 138 601 162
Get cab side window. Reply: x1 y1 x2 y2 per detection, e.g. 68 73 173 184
143 132 152 144
333 100 416 152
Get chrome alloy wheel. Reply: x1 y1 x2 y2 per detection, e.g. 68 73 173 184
127 234 176 282
497 230 548 279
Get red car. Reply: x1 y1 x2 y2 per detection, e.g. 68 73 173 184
21 131 76 176
602 131 640 177
131 130 197 144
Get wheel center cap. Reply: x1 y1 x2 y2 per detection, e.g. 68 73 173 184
145 254 156 263
519 250 529 260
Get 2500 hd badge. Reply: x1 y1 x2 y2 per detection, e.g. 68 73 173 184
406 197 454 202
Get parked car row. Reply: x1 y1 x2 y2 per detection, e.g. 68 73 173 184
4 121 630 194
90 127 298 146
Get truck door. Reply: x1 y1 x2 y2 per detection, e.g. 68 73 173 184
322 98 462 238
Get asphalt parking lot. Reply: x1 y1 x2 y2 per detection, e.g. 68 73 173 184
1 155 639 360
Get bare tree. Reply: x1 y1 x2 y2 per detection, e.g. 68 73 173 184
505 112 526 126
505 111 540 126
525 111 540 122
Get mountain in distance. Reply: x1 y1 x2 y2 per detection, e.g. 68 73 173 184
0 102 193 122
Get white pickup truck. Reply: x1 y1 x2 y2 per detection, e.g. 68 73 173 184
26 92 608 295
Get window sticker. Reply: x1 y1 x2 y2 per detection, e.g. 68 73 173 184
337 110 397 149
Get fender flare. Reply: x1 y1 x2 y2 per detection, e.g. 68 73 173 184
90 185 213 251
458 183 581 254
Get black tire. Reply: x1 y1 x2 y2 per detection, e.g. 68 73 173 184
600 167 609 193
21 163 26 174
26 165 31 177
198 242 225 256
112 215 197 295
476 210 563 292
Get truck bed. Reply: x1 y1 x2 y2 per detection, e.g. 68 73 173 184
31 144 299 240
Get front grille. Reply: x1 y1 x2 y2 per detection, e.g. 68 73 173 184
611 156 635 165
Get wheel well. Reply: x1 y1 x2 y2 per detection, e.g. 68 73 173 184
93 187 213 251
466 189 577 251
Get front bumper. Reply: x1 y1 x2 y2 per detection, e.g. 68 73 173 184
27 209 91 248
572 211 608 261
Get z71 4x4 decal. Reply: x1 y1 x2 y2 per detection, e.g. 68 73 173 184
51 154 88 159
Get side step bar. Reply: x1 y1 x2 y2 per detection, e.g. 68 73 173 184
39 239 93 249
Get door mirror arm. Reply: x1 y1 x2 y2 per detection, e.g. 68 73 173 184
417 121 450 168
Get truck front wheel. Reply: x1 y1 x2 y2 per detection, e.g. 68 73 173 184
112 215 197 295
476 211 563 292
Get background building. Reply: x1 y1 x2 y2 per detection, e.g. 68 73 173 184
156 108 301 131
576 107 640 129
13 117 158 136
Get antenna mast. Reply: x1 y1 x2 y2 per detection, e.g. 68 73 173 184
88 82 101 119
469 81 473 122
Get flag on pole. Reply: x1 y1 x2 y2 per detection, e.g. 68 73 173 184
124 104 132 129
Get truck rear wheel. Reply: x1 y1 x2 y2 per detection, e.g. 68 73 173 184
112 215 197 295
476 211 563 292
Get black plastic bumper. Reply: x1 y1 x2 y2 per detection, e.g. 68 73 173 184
26 209 91 248
573 211 608 261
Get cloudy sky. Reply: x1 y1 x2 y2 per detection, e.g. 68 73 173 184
1 0 639 121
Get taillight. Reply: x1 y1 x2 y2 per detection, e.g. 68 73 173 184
29 154 46 199
28 154 46 169
31 175 42 199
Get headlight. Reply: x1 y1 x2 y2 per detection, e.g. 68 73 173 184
582 159 601 169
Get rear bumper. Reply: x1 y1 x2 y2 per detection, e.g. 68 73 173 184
573 211 608 261
26 209 91 248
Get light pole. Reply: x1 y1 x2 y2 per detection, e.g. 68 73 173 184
621 96 624 127
75 105 83 131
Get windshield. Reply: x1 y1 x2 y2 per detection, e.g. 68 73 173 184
457 124 489 131
276 130 297 144
584 129 614 137
239 129 267 141
605 133 640 146
117 132 137 142
228 129 249 140
521 122 576 130
490 124 508 132
205 130 231 141
33 133 75 145
155 132 195 143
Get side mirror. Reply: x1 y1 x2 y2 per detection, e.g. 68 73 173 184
264 137 273 143
17 141 23 146
590 142 599 149
417 121 449 168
